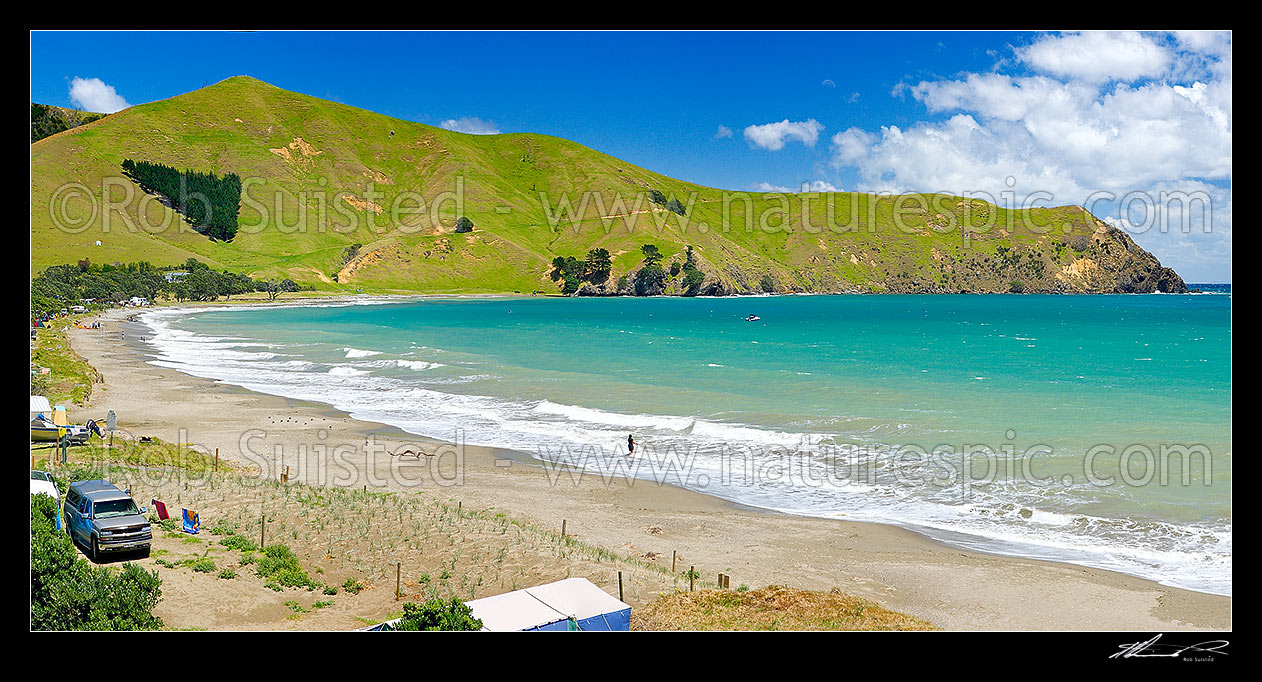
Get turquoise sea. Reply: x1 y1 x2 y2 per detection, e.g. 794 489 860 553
143 291 1231 594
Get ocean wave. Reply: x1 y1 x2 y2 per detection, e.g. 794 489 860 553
328 365 369 376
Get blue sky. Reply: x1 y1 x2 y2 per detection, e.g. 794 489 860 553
30 31 1231 281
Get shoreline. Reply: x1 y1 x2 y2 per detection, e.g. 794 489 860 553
67 302 1231 630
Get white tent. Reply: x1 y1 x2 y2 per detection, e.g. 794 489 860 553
30 395 52 419
364 577 631 631
469 578 631 631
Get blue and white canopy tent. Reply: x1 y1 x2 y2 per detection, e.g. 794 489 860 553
364 578 631 631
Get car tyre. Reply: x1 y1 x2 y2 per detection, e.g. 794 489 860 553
90 535 100 562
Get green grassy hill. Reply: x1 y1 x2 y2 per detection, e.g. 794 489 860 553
30 76 1186 295
31 103 107 143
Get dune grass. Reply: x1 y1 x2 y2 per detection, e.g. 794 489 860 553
632 585 937 631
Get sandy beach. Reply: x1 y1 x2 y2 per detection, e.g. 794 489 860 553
63 304 1230 631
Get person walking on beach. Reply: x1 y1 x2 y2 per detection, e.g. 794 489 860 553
627 434 635 457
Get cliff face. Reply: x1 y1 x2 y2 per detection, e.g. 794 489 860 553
585 214 1187 297
32 77 1187 296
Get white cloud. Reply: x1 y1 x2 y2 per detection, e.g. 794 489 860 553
829 31 1231 281
714 124 733 139
804 180 841 192
1172 30 1231 57
751 182 794 193
751 180 841 193
743 119 824 150
1016 31 1172 83
68 77 130 113
439 116 501 135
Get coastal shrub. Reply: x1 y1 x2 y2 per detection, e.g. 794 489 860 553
665 198 686 216
680 246 704 296
550 256 583 282
583 248 612 284
187 556 216 573
648 189 667 205
257 277 299 302
121 159 242 241
759 273 777 293
394 598 483 631
640 244 663 266
220 534 258 552
30 494 163 631
255 544 317 589
454 216 474 233
552 251 612 292
342 578 365 594
681 266 705 295
340 243 363 265
633 265 666 296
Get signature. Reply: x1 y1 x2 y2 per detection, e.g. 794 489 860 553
1111 634 1229 660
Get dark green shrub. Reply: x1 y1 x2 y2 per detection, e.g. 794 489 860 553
634 264 666 296
394 597 483 631
583 248 612 284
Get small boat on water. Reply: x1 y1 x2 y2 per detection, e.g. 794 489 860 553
744 314 761 322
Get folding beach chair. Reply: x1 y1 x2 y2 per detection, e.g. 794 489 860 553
181 508 200 534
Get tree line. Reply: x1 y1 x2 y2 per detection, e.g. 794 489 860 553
550 244 705 296
31 103 106 143
31 258 305 319
121 159 242 241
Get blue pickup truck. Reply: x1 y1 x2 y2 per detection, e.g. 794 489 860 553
62 480 152 561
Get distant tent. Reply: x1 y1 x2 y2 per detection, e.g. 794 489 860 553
363 578 631 631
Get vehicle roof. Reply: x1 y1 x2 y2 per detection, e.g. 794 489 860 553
68 480 127 499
